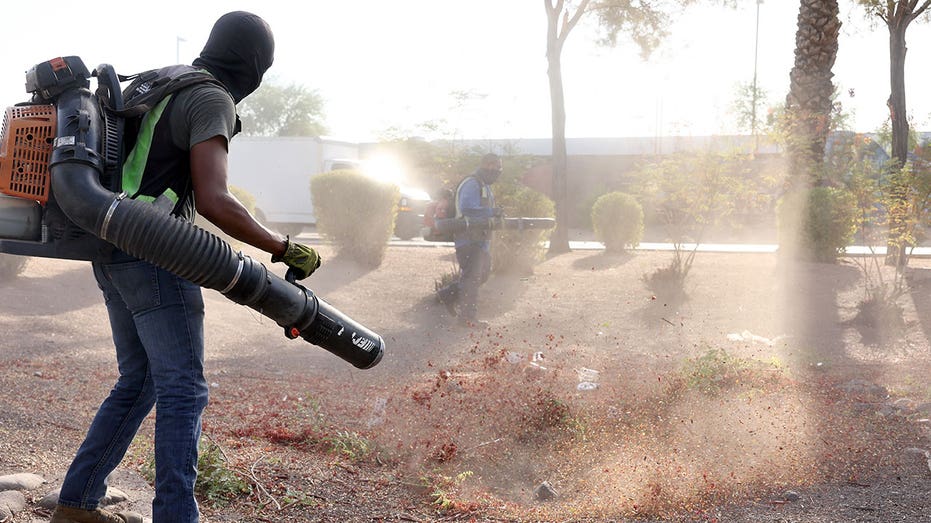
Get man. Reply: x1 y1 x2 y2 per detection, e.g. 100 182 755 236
50 12 320 523
437 153 502 328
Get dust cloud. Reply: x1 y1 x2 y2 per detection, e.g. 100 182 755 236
305 189 928 521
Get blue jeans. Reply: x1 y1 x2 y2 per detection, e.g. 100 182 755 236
58 254 208 522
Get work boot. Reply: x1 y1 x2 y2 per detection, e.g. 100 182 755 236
50 505 146 523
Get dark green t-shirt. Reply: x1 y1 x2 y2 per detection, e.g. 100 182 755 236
168 83 237 150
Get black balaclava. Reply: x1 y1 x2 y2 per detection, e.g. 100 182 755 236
478 154 502 185
192 11 274 103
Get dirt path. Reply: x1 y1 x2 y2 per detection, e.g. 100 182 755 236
1 245 929 521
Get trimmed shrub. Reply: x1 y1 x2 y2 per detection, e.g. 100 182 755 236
311 169 399 267
491 182 554 275
591 192 643 253
0 254 28 282
777 186 857 263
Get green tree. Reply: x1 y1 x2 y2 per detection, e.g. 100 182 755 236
634 149 760 301
372 135 487 195
854 0 931 266
856 0 930 170
237 81 328 137
376 91 496 193
543 0 591 256
729 81 770 136
543 0 736 256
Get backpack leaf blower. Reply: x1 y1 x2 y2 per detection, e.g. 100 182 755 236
433 216 556 236
0 56 383 370
420 188 555 242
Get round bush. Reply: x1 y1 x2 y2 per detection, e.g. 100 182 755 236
491 182 555 274
777 186 857 262
311 169 399 267
591 192 644 252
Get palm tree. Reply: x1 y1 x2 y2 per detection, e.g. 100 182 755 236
784 0 841 190
780 0 841 260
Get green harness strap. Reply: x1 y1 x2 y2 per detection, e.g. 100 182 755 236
454 175 491 219
121 95 178 205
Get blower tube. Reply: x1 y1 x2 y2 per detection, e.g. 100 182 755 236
434 216 556 235
48 86 383 369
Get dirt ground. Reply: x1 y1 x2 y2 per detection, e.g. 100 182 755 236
1 241 930 522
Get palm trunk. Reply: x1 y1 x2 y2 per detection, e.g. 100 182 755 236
781 0 840 259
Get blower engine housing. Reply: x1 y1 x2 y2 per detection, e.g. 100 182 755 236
0 57 124 260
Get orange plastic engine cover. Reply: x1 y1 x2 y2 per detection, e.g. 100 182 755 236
0 104 56 204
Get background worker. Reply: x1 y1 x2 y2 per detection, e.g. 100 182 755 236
437 153 502 328
51 11 319 523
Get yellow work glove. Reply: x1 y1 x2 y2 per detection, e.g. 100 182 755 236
272 238 322 280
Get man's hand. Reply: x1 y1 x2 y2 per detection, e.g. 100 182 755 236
272 239 322 279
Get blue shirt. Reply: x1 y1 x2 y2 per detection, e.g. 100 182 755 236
453 173 495 249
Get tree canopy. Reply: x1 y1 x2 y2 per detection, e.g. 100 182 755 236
853 0 930 167
543 0 737 255
591 0 737 56
237 81 328 137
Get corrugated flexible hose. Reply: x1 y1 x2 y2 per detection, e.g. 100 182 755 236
49 87 383 369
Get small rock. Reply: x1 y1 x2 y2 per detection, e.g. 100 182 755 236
101 487 129 506
0 472 46 490
878 404 899 417
0 490 27 519
38 488 61 509
784 490 800 502
534 481 558 501
840 379 888 399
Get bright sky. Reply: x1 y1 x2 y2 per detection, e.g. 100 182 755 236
1 1 929 142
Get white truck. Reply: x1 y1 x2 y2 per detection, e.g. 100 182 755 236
226 136 360 238
226 136 431 240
